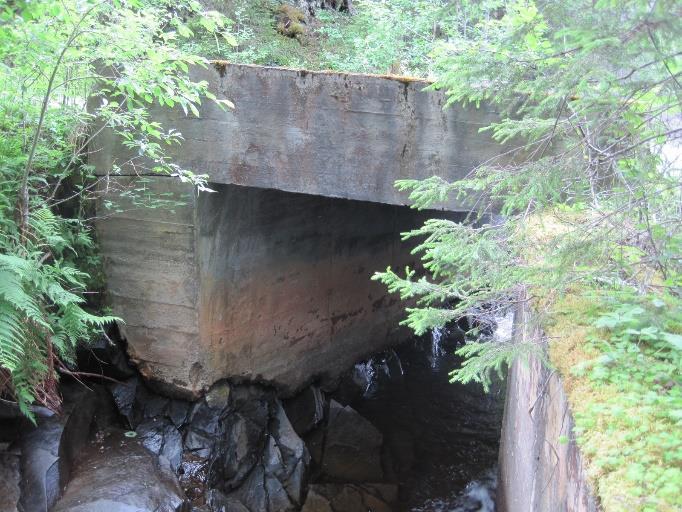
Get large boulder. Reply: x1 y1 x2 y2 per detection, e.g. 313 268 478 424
267 402 309 505
208 386 271 490
137 418 184 472
19 385 96 512
52 429 187 512
210 399 310 512
321 401 383 482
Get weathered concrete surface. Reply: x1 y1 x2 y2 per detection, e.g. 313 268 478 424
96 178 202 394
497 303 600 512
97 178 462 397
90 63 504 211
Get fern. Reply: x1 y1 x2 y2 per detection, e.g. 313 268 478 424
0 217 118 420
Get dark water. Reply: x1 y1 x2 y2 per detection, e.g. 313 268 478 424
347 323 508 511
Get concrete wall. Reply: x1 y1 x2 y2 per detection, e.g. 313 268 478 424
95 178 202 394
90 63 504 211
497 303 600 512
97 178 462 397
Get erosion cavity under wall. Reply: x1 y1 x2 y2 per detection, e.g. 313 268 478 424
97 178 461 398
498 302 600 512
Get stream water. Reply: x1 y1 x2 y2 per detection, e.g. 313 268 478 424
346 318 509 512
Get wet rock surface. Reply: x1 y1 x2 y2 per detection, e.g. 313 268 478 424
204 387 310 511
52 428 187 512
1 323 504 512
19 385 97 512
321 400 383 482
284 385 325 436
138 417 184 472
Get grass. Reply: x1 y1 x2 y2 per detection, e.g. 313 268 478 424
184 0 442 76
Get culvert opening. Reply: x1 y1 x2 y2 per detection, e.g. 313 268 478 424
308 317 509 512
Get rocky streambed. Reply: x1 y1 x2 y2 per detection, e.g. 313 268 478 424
0 324 504 512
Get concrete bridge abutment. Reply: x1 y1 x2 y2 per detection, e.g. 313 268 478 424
97 178 463 397
92 63 503 396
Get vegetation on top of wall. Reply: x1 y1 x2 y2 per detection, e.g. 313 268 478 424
547 287 681 511
373 0 681 509
182 0 465 76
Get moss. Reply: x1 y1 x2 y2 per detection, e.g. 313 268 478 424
526 213 682 512
545 293 681 511
275 4 307 38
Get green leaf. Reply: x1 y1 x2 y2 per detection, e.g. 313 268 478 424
662 333 682 350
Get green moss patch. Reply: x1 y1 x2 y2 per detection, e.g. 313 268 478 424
543 286 681 511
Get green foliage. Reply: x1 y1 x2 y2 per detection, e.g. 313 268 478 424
183 0 462 76
378 0 681 376
374 1 681 508
561 293 682 509
316 0 457 75
0 0 232 418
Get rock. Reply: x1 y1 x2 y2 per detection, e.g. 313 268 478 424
205 381 231 410
267 401 310 504
187 400 222 433
161 426 183 473
321 400 383 482
303 426 325 468
300 488 334 512
19 385 96 512
52 429 187 512
108 376 139 425
301 484 397 512
207 386 272 490
207 394 310 512
439 326 466 354
184 428 216 459
182 383 234 458
380 350 404 381
207 489 251 512
215 463 298 512
265 471 295 511
386 429 415 474
212 409 267 489
0 449 21 512
136 385 171 419
284 386 325 435
76 333 135 380
330 368 366 406
223 464 268 512
137 419 183 472
169 399 191 428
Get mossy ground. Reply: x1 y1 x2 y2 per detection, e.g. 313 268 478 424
186 0 445 76
528 215 682 511
184 1 356 70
